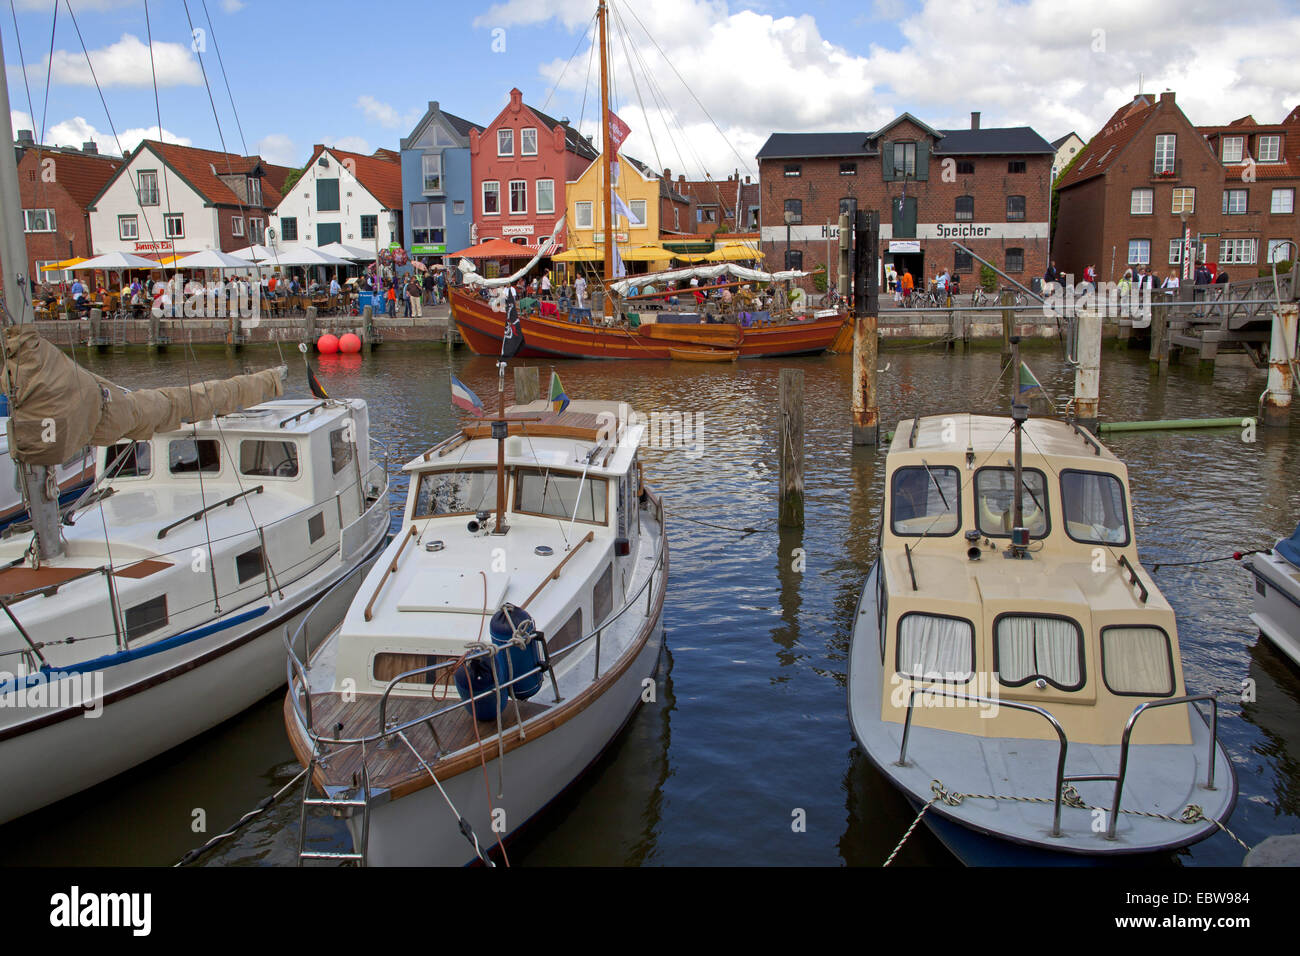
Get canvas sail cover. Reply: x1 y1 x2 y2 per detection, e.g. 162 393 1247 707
0 327 285 465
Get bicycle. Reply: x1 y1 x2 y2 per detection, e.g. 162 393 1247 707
818 289 845 310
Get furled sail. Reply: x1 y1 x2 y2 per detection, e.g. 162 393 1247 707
0 327 285 465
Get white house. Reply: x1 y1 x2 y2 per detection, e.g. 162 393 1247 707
1051 132 1086 180
269 145 403 255
87 141 286 257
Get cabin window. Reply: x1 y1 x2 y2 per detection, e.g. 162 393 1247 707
890 464 960 536
975 467 1049 538
308 512 325 543
329 427 353 475
125 594 168 641
413 468 498 517
169 439 220 475
1060 470 1129 545
995 614 1085 691
896 612 974 683
236 546 264 584
1101 626 1174 697
106 441 151 478
240 440 299 478
515 470 608 525
548 607 583 655
593 564 613 623
373 652 456 694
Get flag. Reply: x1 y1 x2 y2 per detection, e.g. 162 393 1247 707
612 240 626 279
610 159 620 186
549 371 570 414
1018 362 1044 395
451 374 484 414
307 364 329 400
613 191 642 226
607 110 630 153
501 289 524 358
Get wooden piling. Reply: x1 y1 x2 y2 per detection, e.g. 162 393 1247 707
514 366 540 405
89 308 102 351
837 212 851 298
1074 308 1102 432
852 315 879 446
1149 291 1170 374
778 368 804 528
303 305 317 345
1000 290 1014 363
1262 302 1298 428
147 311 161 353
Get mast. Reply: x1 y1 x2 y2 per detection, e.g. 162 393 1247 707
598 0 614 286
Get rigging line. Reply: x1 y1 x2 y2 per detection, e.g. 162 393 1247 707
36 0 56 175
7 0 44 216
576 18 597 135
608 0 663 176
538 11 598 115
612 5 698 186
516 421 570 550
199 0 249 156
181 357 223 612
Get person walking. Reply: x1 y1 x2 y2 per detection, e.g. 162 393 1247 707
409 275 423 317
540 270 551 300
402 276 412 317
574 274 588 309
900 268 914 305
385 281 397 318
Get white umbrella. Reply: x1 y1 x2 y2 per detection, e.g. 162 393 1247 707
229 243 278 262
76 252 160 270
272 244 352 267
174 249 251 270
317 241 376 261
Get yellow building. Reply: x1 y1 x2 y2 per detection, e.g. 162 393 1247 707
564 153 659 254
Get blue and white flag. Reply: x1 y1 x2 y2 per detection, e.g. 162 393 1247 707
450 374 484 414
613 191 642 226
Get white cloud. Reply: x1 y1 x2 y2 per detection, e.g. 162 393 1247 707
11 113 190 155
256 133 298 166
220 0 246 12
327 136 371 155
33 34 202 88
356 95 421 130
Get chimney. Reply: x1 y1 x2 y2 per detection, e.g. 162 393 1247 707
1159 90 1175 106
970 112 980 131
663 167 671 181
745 175 751 184
16 129 34 146
82 141 98 154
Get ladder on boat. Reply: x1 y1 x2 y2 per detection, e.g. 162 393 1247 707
296 749 374 866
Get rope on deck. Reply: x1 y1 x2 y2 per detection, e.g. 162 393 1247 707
173 767 308 867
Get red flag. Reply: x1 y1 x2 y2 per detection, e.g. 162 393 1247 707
607 110 630 153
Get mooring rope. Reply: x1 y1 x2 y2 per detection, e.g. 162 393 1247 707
1151 550 1260 571
173 767 308 866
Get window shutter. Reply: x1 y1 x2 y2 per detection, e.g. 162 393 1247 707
882 141 894 181
916 141 929 181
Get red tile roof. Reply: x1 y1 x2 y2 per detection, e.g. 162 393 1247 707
1197 110 1300 182
307 145 402 209
20 147 122 209
1055 95 1154 190
140 140 284 208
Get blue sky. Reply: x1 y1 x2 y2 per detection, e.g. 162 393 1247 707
5 0 1298 177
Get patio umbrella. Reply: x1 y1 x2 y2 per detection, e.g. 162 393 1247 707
74 252 160 270
706 242 763 262
317 241 376 261
622 244 675 262
552 246 602 262
174 249 251 270
448 238 541 259
229 243 278 263
271 244 352 267
41 257 86 273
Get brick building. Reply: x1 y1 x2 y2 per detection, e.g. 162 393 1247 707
667 170 760 234
757 112 1055 291
1053 92 1298 282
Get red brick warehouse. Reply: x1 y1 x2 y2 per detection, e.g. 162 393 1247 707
757 112 1055 293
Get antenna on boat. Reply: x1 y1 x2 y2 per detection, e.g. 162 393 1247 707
1009 335 1030 560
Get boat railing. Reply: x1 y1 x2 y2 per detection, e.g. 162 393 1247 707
284 519 668 751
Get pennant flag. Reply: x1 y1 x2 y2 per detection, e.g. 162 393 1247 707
501 289 525 358
549 371 570 414
451 374 484 414
307 364 329 400
1018 362 1044 395
613 191 643 226
610 159 620 186
612 240 627 279
607 110 631 153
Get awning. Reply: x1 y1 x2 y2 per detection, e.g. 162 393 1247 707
449 238 541 259
552 246 603 262
622 243 676 262
40 257 86 272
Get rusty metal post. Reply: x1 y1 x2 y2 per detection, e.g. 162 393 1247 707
514 366 540 405
1074 307 1102 432
852 209 880 446
778 368 804 528
838 212 851 299
1262 302 1298 428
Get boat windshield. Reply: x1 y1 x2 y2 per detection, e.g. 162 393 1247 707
975 467 1048 538
413 468 499 517
1060 470 1128 545
515 469 608 525
891 464 960 536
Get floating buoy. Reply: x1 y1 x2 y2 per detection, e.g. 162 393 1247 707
316 333 339 354
339 332 362 354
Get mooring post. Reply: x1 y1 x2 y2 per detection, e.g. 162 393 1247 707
89 307 102 349
838 212 851 299
851 208 880 446
1149 290 1170 374
146 310 161 353
1074 307 1102 432
1262 302 1298 428
226 313 241 355
514 366 539 405
1000 290 1014 363
778 368 804 528
303 305 317 345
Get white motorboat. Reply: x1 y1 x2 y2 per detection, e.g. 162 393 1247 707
284 392 667 866
0 330 390 824
1242 523 1300 668
848 407 1237 864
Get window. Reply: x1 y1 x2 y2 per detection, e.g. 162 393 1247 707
784 163 801 177
840 162 857 176
1223 189 1247 214
1268 239 1293 263
995 614 1085 691
955 195 974 222
1153 134 1176 173
307 512 325 543
1222 136 1244 163
22 209 55 232
317 222 341 245
954 248 972 273
317 178 340 211
1005 248 1024 273
138 170 159 205
593 563 613 622
975 468 1049 538
1171 187 1195 215
118 215 138 240
629 199 647 224
1258 135 1281 162
105 440 151 478
1060 469 1129 545
515 470 608 525
360 214 377 240
575 201 593 229
248 218 264 243
1006 195 1026 221
247 177 262 206
698 206 718 224
329 427 353 474
236 547 265 585
893 142 917 177
232 216 244 237
169 438 220 475
520 128 538 156
240 440 298 478
1219 238 1257 264
453 200 465 216
1127 239 1151 265
896 613 975 683
784 249 803 270
891 464 960 536
125 595 168 641
783 198 802 224
1102 626 1174 696
1271 188 1294 214
422 153 442 193
1007 160 1027 174
548 608 583 654
509 180 527 214
411 202 445 246
497 129 514 156
281 217 297 241
536 179 555 215
957 160 975 175
482 180 500 215
1130 188 1153 215
839 197 857 217
163 214 184 239
1169 239 1184 265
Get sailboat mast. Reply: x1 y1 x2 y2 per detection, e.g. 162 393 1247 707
0 29 32 326
598 0 614 286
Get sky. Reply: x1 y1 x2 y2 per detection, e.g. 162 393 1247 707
4 0 1299 179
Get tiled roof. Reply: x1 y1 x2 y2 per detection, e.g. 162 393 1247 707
757 132 873 159
758 126 1053 160
932 127 1055 155
261 162 297 196
1054 95 1155 190
19 146 122 209
526 103 600 161
138 141 285 208
440 109 483 137
1051 132 1081 149
309 144 403 208
1198 120 1300 182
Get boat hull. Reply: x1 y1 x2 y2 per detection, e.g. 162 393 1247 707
1244 552 1300 668
449 287 844 360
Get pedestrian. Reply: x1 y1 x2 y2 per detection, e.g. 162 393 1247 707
1045 260 1058 285
574 274 587 309
409 275 423 317
386 281 397 317
402 276 412 317
949 271 961 299
900 268 914 303
1161 271 1180 291
540 271 551 300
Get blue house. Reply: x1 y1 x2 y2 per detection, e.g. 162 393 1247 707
400 102 482 263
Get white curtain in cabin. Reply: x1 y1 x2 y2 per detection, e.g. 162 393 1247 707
996 616 1081 687
898 614 973 681
1062 471 1127 543
1101 627 1173 695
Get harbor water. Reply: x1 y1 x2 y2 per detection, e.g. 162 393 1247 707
2 341 1296 867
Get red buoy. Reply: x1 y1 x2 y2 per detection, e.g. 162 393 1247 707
317 333 339 354
339 332 362 354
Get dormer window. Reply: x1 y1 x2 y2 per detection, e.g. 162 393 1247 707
247 177 262 206
1257 135 1281 163
892 142 916 177
1222 136 1244 163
